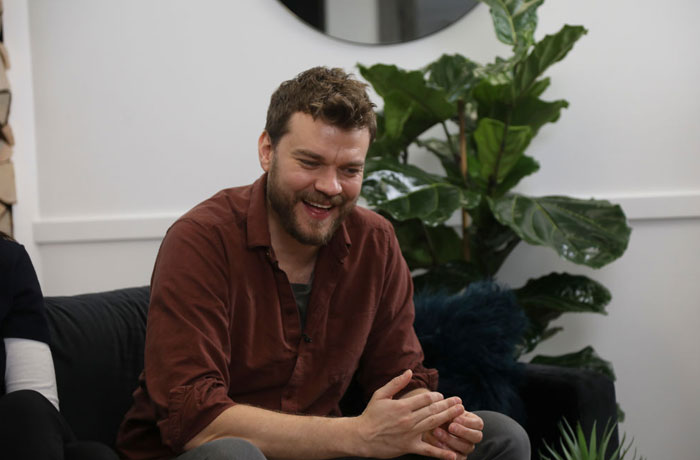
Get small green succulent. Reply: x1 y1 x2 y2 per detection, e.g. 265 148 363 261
540 419 646 460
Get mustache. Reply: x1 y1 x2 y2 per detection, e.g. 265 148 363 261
299 191 345 207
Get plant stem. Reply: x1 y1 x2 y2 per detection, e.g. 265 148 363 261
401 148 409 164
420 222 439 267
441 121 458 157
458 99 471 262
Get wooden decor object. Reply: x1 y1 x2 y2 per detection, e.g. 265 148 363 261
0 0 16 237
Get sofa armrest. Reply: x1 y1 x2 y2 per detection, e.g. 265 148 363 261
45 286 150 447
518 363 619 458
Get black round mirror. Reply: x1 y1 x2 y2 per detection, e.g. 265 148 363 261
279 0 480 45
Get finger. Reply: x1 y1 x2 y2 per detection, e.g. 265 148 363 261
372 369 412 400
414 403 465 433
422 430 449 450
453 412 484 431
433 427 476 456
412 396 461 424
415 440 458 460
402 390 445 411
448 421 484 445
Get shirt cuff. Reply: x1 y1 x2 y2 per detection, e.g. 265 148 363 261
160 377 236 453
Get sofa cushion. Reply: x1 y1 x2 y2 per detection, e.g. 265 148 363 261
45 286 150 447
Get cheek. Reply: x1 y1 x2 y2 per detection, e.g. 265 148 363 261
284 170 316 192
341 177 363 199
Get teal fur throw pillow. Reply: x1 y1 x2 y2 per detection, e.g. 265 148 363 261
414 281 527 417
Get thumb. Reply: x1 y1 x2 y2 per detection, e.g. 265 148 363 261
372 369 412 400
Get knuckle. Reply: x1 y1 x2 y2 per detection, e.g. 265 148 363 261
398 414 413 429
426 414 442 427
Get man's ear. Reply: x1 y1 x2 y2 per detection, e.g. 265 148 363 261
258 131 273 172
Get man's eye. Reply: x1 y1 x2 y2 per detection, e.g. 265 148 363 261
300 160 319 167
344 168 362 176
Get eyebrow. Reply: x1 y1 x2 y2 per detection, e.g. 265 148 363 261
293 150 365 168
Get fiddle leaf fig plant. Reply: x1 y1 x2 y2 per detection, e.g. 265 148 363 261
358 0 632 375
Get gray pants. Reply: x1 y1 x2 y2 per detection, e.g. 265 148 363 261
174 411 530 460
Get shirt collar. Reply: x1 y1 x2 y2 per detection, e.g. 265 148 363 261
246 174 272 249
245 173 351 261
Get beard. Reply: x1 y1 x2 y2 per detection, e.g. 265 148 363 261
266 159 357 246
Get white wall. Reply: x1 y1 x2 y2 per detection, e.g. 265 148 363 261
5 1 699 458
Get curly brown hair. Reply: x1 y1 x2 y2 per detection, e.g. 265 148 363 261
265 66 376 147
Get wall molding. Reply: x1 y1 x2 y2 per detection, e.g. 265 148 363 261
34 214 178 244
33 191 700 244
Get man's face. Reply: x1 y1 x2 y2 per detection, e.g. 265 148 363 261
258 112 370 246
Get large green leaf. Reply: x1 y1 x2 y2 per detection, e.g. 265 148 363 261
391 219 464 270
469 203 522 276
415 137 463 184
424 54 482 103
472 79 513 106
412 261 485 294
382 92 414 138
473 118 534 184
362 157 480 226
480 0 545 50
358 64 456 156
526 76 552 98
510 96 569 135
474 79 569 135
531 346 616 381
513 25 587 96
516 273 611 353
367 112 397 158
477 56 517 85
516 272 611 314
492 154 540 197
489 194 631 268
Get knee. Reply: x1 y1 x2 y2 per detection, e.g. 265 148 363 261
189 438 266 460
0 390 64 449
477 410 531 460
0 389 55 420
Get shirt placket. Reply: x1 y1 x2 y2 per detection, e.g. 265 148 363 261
269 245 345 414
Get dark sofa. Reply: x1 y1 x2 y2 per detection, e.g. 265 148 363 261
44 286 619 458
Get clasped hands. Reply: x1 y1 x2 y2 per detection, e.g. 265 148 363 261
354 370 483 460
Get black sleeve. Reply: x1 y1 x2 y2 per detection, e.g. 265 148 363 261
0 241 50 344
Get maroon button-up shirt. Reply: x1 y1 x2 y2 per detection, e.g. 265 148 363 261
117 174 438 459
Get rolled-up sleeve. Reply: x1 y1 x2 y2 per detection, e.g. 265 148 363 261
145 219 236 452
356 225 438 399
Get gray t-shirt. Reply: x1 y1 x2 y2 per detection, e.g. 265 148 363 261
290 282 312 330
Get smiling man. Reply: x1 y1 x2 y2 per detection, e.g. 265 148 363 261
116 67 529 460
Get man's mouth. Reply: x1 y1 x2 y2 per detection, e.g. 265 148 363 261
303 200 333 210
302 199 337 220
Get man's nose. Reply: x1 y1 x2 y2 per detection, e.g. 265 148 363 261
315 169 342 196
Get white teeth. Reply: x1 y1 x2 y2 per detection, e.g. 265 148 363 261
305 200 331 209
